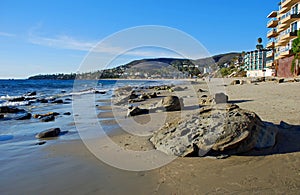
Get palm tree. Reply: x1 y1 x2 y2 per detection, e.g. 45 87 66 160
256 37 263 50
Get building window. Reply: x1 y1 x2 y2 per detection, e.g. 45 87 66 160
292 4 298 15
291 22 298 32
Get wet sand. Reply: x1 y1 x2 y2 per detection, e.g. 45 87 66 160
1 78 300 194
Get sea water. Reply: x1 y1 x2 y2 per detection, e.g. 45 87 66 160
0 79 180 158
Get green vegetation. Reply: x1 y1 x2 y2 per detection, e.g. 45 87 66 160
28 52 243 80
291 31 300 74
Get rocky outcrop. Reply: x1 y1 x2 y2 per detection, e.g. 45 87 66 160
36 128 61 139
155 96 183 112
33 112 59 119
199 93 228 105
127 106 149 117
0 106 25 113
150 104 278 157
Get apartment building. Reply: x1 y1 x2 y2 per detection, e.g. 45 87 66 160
244 50 273 77
267 0 300 77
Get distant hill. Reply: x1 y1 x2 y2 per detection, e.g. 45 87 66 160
28 52 242 80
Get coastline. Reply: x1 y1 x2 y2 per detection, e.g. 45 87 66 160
1 78 300 194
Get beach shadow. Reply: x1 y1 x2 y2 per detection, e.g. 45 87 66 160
228 99 253 104
241 122 300 156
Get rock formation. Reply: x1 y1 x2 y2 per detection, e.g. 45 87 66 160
150 104 278 157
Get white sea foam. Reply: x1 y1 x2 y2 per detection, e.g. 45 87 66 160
0 101 30 107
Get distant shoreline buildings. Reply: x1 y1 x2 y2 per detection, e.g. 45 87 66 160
245 0 300 77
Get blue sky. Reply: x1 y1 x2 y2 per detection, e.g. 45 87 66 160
0 0 278 78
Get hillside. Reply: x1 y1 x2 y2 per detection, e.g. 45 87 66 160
28 52 242 80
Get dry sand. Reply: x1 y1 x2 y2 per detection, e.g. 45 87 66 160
2 78 300 194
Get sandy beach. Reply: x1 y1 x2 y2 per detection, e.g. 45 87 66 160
1 78 300 194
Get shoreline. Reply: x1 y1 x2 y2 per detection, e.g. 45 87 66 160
1 78 300 194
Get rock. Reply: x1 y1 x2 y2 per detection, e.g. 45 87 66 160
33 112 59 119
16 113 32 120
52 99 64 104
198 88 207 93
199 95 213 105
37 99 48 103
0 106 25 113
95 90 106 94
279 121 293 129
230 80 244 85
127 106 149 117
36 128 61 139
214 93 228 104
113 91 139 105
8 97 25 102
150 104 278 157
172 86 185 91
157 96 183 112
0 114 4 119
35 141 46 145
40 115 55 122
63 112 71 115
128 98 145 103
276 78 284 83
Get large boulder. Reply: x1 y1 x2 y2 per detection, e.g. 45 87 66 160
214 93 228 104
150 104 278 157
36 128 61 139
156 96 183 112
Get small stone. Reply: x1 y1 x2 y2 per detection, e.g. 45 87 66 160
52 99 64 104
36 128 61 139
35 141 46 145
16 113 32 120
40 115 55 122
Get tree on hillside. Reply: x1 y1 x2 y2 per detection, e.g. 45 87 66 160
291 31 300 75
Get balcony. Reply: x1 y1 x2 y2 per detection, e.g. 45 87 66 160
267 18 279 28
266 41 275 48
267 11 278 18
281 0 299 9
280 12 300 28
266 50 274 58
280 30 298 44
267 28 278 38
279 49 293 58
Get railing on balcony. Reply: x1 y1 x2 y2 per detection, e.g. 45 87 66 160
267 28 277 35
267 18 278 27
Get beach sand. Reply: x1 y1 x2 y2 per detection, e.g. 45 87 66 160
1 79 300 194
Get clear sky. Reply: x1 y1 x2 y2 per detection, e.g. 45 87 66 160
0 0 279 79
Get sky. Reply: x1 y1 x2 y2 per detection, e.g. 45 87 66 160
0 0 279 79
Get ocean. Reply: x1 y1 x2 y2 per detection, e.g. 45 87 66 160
0 79 181 157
